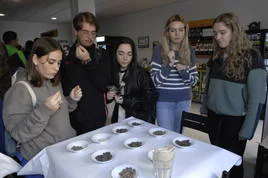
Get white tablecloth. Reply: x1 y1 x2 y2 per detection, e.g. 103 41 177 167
18 117 241 178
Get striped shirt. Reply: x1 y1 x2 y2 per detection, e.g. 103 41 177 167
150 45 198 102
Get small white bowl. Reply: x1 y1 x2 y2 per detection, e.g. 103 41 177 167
124 138 143 149
112 126 129 134
91 149 114 164
111 164 139 178
128 120 144 127
66 140 89 153
91 133 111 143
148 128 167 137
172 137 193 148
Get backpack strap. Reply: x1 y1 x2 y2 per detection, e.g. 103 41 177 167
11 71 17 85
4 81 36 155
16 81 37 106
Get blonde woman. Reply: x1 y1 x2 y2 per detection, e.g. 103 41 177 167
150 14 198 132
201 12 266 178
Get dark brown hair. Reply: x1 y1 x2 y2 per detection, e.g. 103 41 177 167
2 31 17 44
27 37 62 87
112 37 140 94
73 12 99 32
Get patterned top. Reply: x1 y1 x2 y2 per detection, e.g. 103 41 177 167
150 45 198 102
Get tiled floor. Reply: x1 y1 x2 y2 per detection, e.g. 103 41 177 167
186 102 262 178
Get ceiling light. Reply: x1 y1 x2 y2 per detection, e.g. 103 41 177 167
0 13 5 16
51 17 57 20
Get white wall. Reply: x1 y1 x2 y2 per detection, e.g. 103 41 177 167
0 21 72 47
99 0 268 61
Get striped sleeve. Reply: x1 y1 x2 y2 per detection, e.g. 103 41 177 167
177 49 198 86
178 65 199 86
150 45 173 87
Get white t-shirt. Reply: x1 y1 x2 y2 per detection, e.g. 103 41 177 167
118 72 126 121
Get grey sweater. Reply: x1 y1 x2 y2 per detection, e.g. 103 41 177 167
3 77 77 160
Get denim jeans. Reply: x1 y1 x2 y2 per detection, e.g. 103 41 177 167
156 100 191 133
16 152 44 178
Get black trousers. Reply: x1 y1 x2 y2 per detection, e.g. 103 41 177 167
207 109 247 178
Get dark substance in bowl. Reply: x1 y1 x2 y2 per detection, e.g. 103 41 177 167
119 167 137 178
95 152 112 162
132 122 142 126
71 145 84 151
127 141 142 147
116 128 128 133
153 130 166 136
175 139 191 146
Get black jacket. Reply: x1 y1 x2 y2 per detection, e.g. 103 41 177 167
110 66 158 124
61 44 112 135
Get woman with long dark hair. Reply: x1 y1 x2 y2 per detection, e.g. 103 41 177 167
106 37 158 123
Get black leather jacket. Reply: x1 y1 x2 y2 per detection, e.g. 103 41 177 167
111 66 158 124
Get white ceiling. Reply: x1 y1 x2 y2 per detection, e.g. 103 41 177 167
0 0 179 22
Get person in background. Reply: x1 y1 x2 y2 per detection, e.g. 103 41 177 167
0 42 11 154
150 14 198 133
16 44 23 51
2 31 27 74
33 38 40 43
0 42 11 105
61 11 112 135
3 38 82 178
24 40 34 60
200 12 266 178
106 37 158 124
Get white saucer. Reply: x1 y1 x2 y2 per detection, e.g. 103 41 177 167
128 120 144 127
91 133 111 143
148 128 167 137
124 138 143 149
147 149 154 161
66 140 89 153
172 137 193 148
91 149 114 164
111 164 139 178
112 126 129 134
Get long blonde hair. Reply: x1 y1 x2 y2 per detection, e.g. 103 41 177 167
213 12 252 80
160 14 191 65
